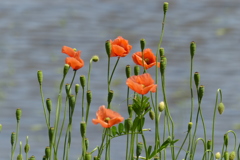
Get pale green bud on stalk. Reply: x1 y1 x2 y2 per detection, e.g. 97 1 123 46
224 133 229 147
158 101 165 112
49 127 54 144
37 70 43 85
46 98 52 113
188 122 193 132
86 90 92 104
163 2 169 14
140 39 145 52
149 110 155 120
17 154 23 160
63 64 70 76
224 151 229 160
218 102 225 115
0 124 2 132
85 153 92 160
198 85 205 101
108 90 114 104
124 118 133 133
128 105 133 118
80 75 86 88
92 55 99 62
229 151 236 160
11 132 16 146
24 143 30 153
136 142 143 157
16 108 22 122
159 48 165 57
125 65 131 78
194 72 200 88
134 65 140 75
85 138 89 150
207 140 212 150
45 146 50 158
105 40 111 57
190 41 196 59
75 84 80 94
29 155 36 160
215 152 221 159
80 121 86 138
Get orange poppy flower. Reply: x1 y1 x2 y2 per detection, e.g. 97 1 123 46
110 36 132 57
132 48 160 69
126 73 157 95
62 46 84 70
92 105 124 128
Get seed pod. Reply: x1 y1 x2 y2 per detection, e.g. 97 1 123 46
63 64 70 76
45 146 50 158
46 98 52 113
16 108 22 122
194 72 200 88
37 70 43 85
80 75 86 88
11 132 16 146
125 65 131 78
134 65 140 75
80 121 86 138
190 41 196 59
105 40 111 57
140 39 145 52
163 2 169 14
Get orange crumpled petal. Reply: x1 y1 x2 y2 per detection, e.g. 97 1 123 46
110 36 132 57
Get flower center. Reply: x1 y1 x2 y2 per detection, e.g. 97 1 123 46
73 48 77 52
144 58 150 64
104 117 111 123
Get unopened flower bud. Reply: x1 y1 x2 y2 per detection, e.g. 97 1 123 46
188 122 193 132
24 143 30 153
108 90 114 104
16 108 22 122
190 41 196 59
80 75 86 88
63 64 70 76
229 151 236 160
198 85 205 101
65 84 71 96
125 65 131 78
11 132 16 146
105 40 111 57
215 152 221 159
46 98 52 113
92 55 99 62
17 154 23 160
75 84 80 94
134 65 140 75
159 48 165 57
194 72 200 88
37 70 43 85
86 90 92 104
224 133 228 147
128 105 133 118
69 95 75 109
124 118 133 133
149 110 155 120
45 146 50 158
140 39 145 52
218 102 225 115
158 101 165 112
80 121 86 138
163 2 169 14
136 142 143 157
85 138 89 150
224 151 229 160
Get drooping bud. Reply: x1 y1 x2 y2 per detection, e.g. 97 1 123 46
134 65 140 75
218 102 225 115
92 55 99 62
80 121 86 138
49 127 54 144
86 90 92 104
80 75 86 88
229 151 236 160
16 108 22 122
124 118 133 133
45 146 50 158
108 90 114 104
198 85 205 101
37 70 43 85
125 65 131 78
207 140 212 150
140 39 146 52
158 101 165 112
194 72 200 88
63 64 70 76
136 142 143 157
188 122 193 132
190 41 196 59
159 48 165 57
149 110 155 120
46 98 52 113
75 84 80 94
163 2 169 14
224 133 229 147
215 152 221 159
105 40 111 57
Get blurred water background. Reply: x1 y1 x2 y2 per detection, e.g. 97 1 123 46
1 0 240 159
